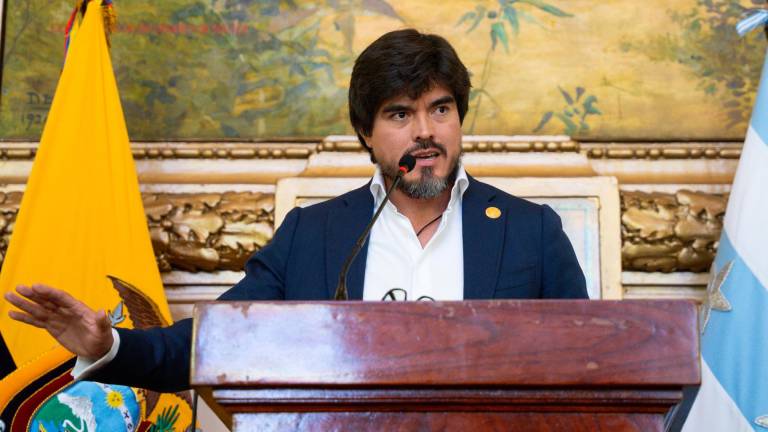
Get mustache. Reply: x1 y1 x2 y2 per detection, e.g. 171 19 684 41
402 139 446 158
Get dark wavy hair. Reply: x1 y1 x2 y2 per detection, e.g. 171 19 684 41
348 29 471 161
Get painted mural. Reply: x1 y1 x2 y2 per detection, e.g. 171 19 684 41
0 0 765 140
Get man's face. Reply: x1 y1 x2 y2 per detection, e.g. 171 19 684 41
364 84 462 199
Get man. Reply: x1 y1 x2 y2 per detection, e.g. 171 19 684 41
6 29 587 393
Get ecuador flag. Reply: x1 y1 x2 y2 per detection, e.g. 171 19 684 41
0 1 195 430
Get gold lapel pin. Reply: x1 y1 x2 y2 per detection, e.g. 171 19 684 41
485 206 501 219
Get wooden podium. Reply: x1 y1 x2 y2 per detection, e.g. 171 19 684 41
191 300 699 431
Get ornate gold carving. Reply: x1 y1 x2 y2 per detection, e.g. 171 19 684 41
144 192 274 272
130 143 314 159
0 186 732 275
0 191 22 265
0 189 274 272
622 190 727 272
3 148 36 159
0 142 315 161
320 137 743 160
319 137 582 153
0 136 741 280
0 139 744 160
582 142 742 160
319 139 365 152
462 140 581 153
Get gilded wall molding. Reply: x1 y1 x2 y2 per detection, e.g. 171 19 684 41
320 135 582 153
0 136 740 277
144 192 274 272
131 142 316 160
0 144 36 160
0 142 318 161
581 142 742 160
320 136 744 160
0 186 726 275
0 139 743 160
0 189 275 272
621 190 727 273
0 190 22 265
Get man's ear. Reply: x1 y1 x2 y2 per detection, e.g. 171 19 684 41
356 130 376 164
357 131 372 150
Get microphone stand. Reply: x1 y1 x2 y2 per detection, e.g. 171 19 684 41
334 161 412 300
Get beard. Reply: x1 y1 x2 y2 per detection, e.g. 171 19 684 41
380 139 461 200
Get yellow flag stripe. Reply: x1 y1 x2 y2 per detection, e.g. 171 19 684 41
0 345 73 407
0 0 171 369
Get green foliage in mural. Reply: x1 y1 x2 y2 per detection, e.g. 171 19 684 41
0 0 401 140
3 1 762 141
0 1 64 136
455 0 572 133
626 0 766 130
533 86 601 135
457 0 572 47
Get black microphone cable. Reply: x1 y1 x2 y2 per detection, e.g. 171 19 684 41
334 154 416 300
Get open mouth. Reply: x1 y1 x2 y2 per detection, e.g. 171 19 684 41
410 149 441 160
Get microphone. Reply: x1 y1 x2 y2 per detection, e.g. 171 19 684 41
334 154 416 300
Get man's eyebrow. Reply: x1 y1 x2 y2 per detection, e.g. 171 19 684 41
380 95 456 114
429 95 456 108
381 103 413 114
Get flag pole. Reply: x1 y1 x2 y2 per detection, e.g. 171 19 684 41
0 0 8 110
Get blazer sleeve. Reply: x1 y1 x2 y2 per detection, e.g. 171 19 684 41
89 207 303 392
217 206 302 301
89 320 193 392
540 204 588 299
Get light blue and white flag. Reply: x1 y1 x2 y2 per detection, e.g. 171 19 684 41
682 44 768 430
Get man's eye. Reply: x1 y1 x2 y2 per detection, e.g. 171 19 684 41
435 106 449 114
392 112 407 120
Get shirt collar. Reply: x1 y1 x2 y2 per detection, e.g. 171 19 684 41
369 162 469 210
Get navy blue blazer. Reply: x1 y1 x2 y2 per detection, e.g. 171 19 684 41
94 177 586 392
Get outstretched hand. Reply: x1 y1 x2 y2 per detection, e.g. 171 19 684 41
4 284 114 359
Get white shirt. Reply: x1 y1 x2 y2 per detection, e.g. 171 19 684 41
363 164 469 301
74 165 470 378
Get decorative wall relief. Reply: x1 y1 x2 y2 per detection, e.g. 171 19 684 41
1 1 764 141
0 187 732 275
144 192 274 272
0 190 275 273
621 190 727 272
0 191 22 266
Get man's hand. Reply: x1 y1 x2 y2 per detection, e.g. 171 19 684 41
4 284 114 359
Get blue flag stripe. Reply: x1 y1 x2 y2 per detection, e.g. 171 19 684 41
736 11 768 37
751 49 768 147
702 231 768 428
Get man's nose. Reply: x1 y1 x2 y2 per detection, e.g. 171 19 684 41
412 112 435 141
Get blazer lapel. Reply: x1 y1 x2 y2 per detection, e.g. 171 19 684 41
326 185 374 300
462 177 507 299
